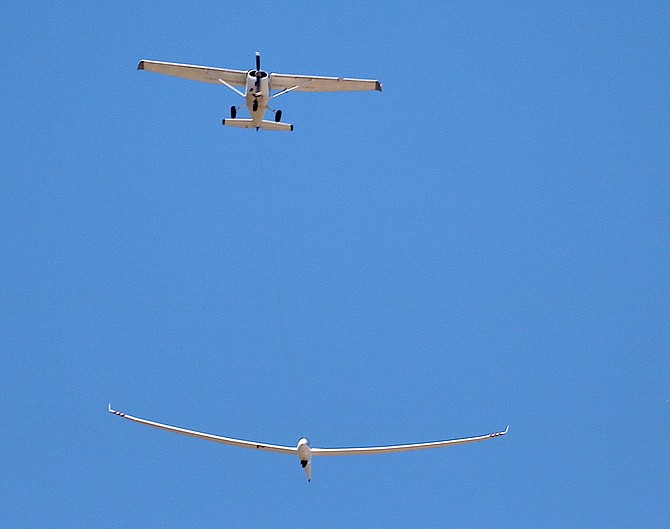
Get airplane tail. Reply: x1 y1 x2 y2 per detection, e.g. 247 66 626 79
222 118 293 132
259 120 294 132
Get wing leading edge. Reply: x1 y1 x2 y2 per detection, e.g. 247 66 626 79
270 73 382 93
137 60 248 86
108 405 297 455
311 426 509 456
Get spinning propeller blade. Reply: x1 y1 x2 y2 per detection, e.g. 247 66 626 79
254 52 262 90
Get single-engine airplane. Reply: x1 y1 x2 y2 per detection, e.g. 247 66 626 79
137 52 382 131
108 405 508 481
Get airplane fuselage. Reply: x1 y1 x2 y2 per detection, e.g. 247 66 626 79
245 69 270 127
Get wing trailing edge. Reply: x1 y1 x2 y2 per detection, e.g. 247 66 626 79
137 59 248 86
311 426 509 456
108 405 297 455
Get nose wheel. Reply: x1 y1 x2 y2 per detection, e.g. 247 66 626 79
230 106 237 119
274 110 282 123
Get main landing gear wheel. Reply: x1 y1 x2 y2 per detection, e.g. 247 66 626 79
252 100 259 112
275 110 282 123
230 106 237 119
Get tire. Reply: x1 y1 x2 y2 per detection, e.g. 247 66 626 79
275 110 282 123
230 106 237 119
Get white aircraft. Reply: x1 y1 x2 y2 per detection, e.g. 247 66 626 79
137 52 382 131
108 405 508 481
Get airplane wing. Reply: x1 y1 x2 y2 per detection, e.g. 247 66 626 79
137 60 248 87
108 405 297 455
311 426 508 456
269 73 382 93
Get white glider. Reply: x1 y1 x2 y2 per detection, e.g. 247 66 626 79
108 405 508 481
137 52 382 131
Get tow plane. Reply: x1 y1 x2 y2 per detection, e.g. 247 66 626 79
109 405 508 481
137 52 382 131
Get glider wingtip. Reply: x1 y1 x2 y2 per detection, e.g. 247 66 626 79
137 60 145 70
108 404 125 418
375 81 382 91
504 425 509 434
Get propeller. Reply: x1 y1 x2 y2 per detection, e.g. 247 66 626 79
254 51 261 90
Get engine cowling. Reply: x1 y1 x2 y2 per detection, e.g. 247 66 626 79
246 70 269 94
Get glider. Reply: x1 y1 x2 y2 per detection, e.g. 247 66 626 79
108 405 508 481
137 52 382 131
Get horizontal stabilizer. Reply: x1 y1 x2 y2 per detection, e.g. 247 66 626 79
222 118 255 129
259 120 293 132
222 118 293 132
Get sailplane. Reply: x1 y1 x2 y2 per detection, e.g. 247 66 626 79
109 405 508 481
137 52 382 131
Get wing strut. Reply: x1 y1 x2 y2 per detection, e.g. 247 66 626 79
218 79 245 97
271 83 311 99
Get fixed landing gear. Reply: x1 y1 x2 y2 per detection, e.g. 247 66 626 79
252 99 259 112
230 106 237 119
274 110 282 123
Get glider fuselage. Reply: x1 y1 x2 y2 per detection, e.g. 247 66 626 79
297 437 313 481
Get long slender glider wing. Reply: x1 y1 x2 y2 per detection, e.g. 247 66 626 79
269 73 382 93
311 426 508 456
137 60 248 86
108 405 297 455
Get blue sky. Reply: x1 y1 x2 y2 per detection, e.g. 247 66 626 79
2 2 669 527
